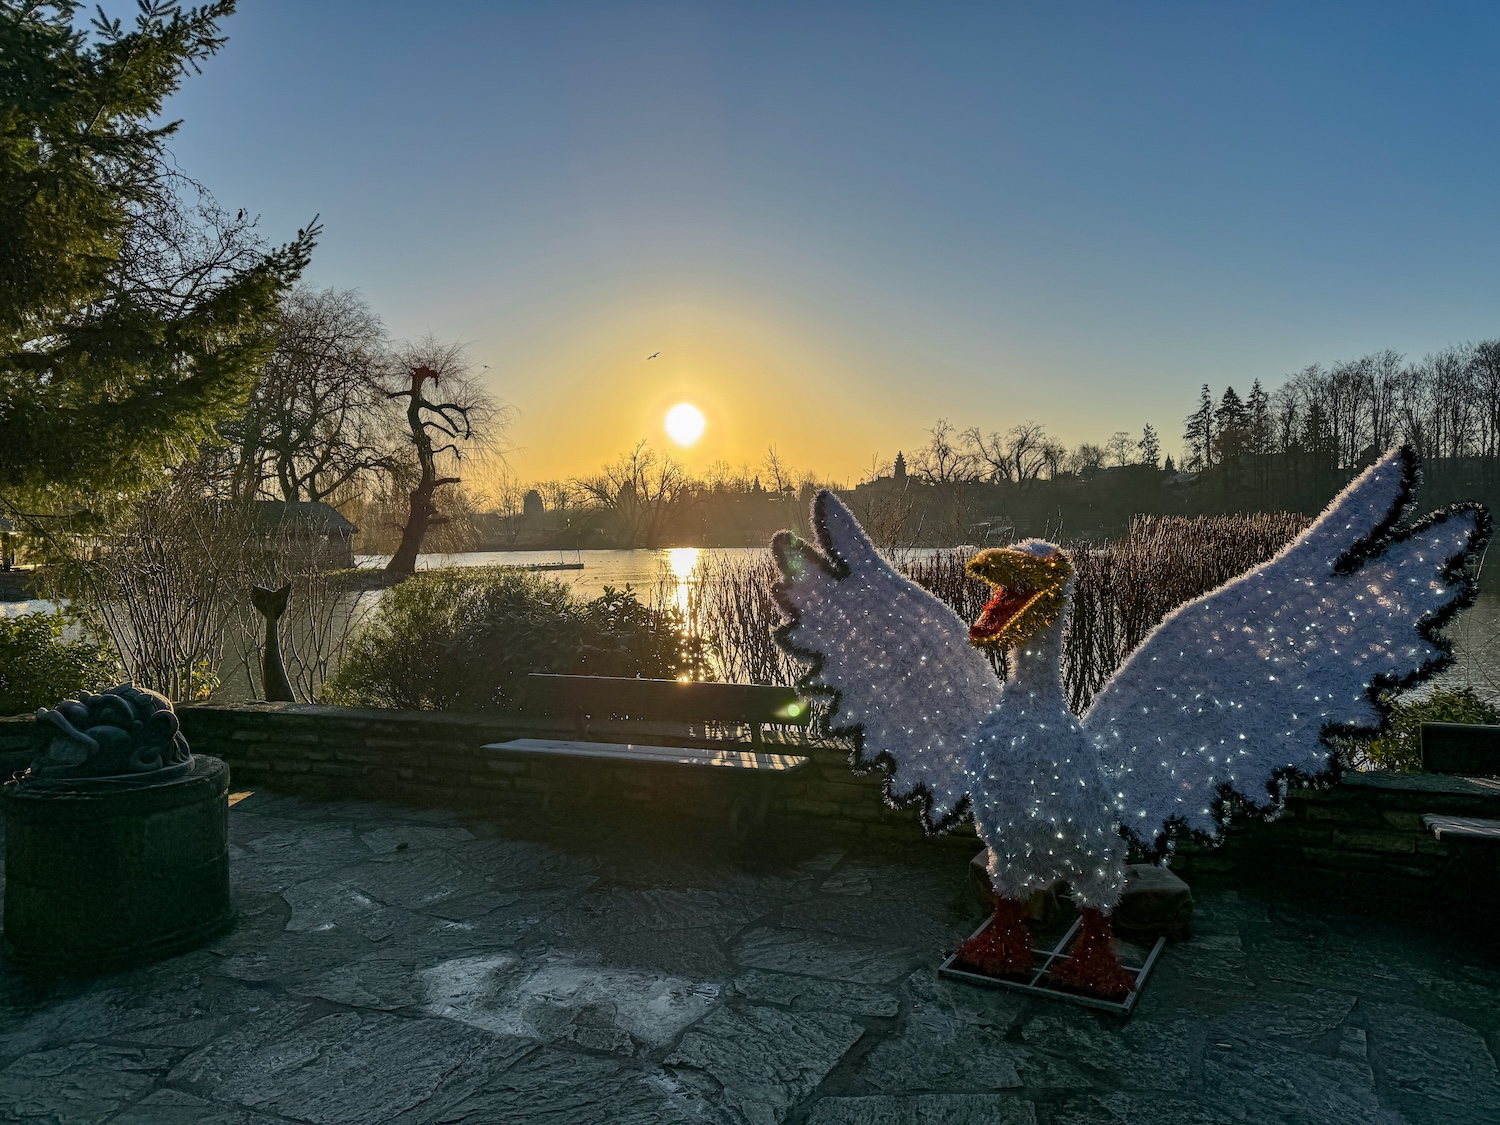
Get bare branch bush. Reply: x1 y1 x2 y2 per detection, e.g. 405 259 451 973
57 478 258 701
666 552 800 687
56 472 375 703
846 490 916 550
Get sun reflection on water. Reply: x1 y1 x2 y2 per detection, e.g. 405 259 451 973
665 547 700 617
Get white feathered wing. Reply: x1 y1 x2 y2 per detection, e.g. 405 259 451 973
772 493 1000 828
1083 447 1485 843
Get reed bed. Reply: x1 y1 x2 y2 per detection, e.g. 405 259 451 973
665 552 801 687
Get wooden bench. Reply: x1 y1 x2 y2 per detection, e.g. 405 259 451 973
481 674 813 838
1423 815 1500 843
1420 722 1500 776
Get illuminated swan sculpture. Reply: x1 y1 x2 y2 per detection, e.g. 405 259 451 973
772 448 1484 996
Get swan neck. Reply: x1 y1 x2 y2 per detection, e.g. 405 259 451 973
1007 611 1066 698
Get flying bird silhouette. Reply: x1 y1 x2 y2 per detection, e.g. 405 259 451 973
647 352 660 360
772 447 1484 997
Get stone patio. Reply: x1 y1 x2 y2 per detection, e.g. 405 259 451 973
2 790 1499 1125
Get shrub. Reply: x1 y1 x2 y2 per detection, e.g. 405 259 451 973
322 569 703 712
0 612 120 717
1362 687 1499 771
576 585 710 680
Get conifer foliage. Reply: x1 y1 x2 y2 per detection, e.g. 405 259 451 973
0 1 315 504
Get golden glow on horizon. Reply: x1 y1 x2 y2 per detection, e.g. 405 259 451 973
664 402 706 446
495 292 1059 484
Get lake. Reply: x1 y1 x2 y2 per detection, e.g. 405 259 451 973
7 546 1499 703
354 546 770 603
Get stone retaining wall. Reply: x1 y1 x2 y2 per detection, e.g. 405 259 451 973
170 702 964 847
1170 771 1500 905
4 703 1497 905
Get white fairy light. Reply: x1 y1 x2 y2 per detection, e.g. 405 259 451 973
772 447 1484 918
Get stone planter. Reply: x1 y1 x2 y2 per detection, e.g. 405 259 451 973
2 755 233 975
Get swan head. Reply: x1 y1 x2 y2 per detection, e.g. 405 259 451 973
965 539 1070 650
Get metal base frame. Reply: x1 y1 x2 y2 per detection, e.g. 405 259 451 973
937 916 1167 1016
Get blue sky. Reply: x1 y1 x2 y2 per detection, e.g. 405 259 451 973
151 1 1500 481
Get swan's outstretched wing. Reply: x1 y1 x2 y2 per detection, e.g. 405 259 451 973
773 492 1001 829
1083 448 1486 844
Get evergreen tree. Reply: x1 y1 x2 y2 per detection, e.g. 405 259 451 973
1163 454 1175 473
1246 379 1272 455
1182 384 1215 470
1213 386 1249 461
1301 400 1334 463
1137 424 1161 469
0 1 315 505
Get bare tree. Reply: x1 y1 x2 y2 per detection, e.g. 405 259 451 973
1367 350 1403 455
222 287 390 503
383 340 503 576
701 460 757 494
762 445 794 495
964 421 1054 485
1104 430 1134 467
914 419 979 484
1474 341 1500 460
859 452 895 486
535 479 574 511
1271 379 1302 454
1429 346 1479 460
962 428 1008 483
1066 443 1106 477
574 441 690 548
1041 440 1067 479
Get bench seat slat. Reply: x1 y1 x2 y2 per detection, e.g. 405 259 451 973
1423 814 1500 841
484 738 809 773
523 674 811 726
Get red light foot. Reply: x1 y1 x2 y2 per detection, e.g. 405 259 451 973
955 895 1034 977
1049 907 1134 1000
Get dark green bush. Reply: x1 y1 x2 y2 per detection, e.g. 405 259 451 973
1364 687 1499 771
321 569 705 712
0 612 120 717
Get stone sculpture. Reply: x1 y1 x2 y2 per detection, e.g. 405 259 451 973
251 583 296 702
29 683 193 781
6 683 231 974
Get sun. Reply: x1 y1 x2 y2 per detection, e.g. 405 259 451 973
664 402 706 446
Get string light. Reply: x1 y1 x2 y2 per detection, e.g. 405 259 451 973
772 447 1485 997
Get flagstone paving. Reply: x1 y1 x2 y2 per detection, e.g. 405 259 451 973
2 791 1498 1124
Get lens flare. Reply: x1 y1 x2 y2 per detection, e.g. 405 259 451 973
664 403 706 446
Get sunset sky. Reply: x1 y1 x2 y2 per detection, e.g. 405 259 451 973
154 1 1500 484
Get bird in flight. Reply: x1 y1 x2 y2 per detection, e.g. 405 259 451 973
646 352 660 360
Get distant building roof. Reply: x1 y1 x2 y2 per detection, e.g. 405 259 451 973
251 500 357 535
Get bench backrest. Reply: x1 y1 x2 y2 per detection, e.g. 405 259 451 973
1421 722 1500 776
524 674 811 728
